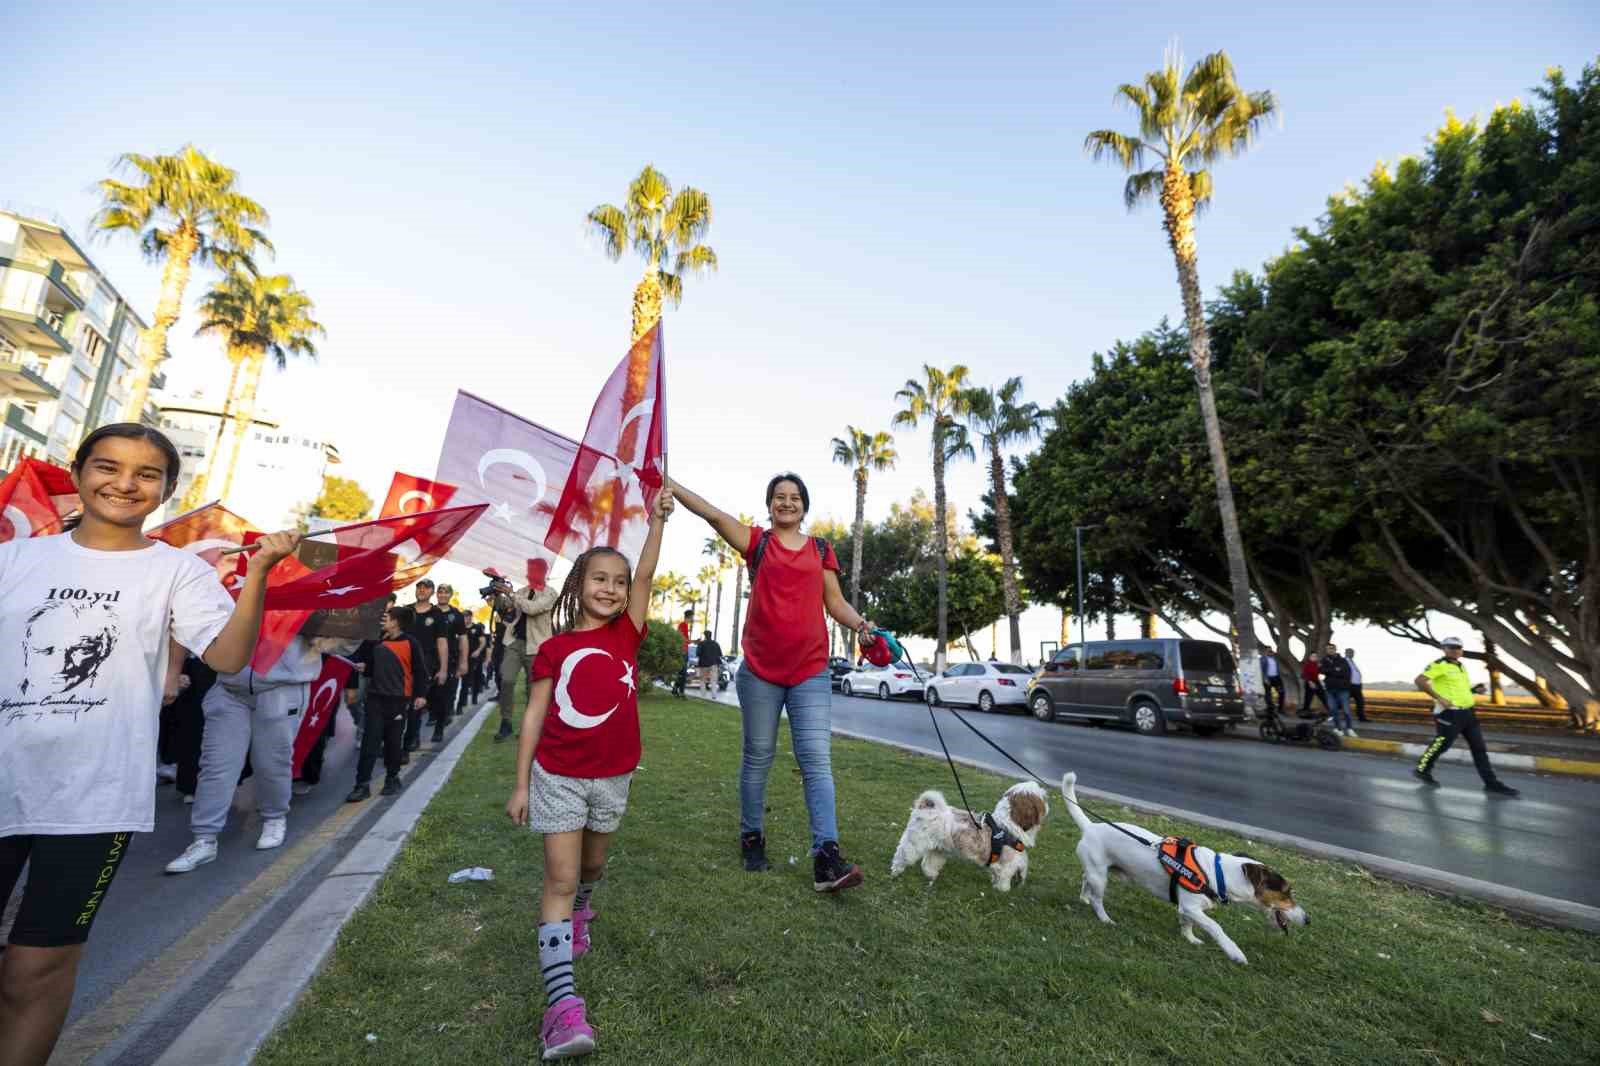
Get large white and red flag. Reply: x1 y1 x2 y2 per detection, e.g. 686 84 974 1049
379 472 457 519
435 391 582 587
249 504 487 610
291 654 356 777
146 502 316 673
544 321 666 560
0 457 79 543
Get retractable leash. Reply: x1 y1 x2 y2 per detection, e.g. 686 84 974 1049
860 629 1154 848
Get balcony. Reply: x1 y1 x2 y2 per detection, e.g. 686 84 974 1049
0 356 59 400
0 255 84 311
4 404 47 447
0 266 73 353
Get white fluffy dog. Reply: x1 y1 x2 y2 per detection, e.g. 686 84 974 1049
1062 772 1308 964
890 781 1049 892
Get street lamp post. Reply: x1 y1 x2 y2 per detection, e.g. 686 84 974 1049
1074 524 1101 666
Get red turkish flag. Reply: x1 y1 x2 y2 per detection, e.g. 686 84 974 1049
292 654 356 777
544 322 666 560
148 502 315 673
379 472 457 519
257 504 487 610
0 457 79 542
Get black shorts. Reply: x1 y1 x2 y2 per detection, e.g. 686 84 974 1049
1 832 133 947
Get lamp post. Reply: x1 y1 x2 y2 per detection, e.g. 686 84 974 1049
1074 524 1101 666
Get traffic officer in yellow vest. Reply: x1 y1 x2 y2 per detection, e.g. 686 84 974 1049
1413 637 1520 796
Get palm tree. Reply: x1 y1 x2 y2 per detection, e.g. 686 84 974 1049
1084 47 1276 707
963 377 1041 665
830 426 896 657
92 145 272 421
190 270 323 503
728 512 756 655
893 365 973 671
704 536 740 646
695 564 721 642
586 165 717 344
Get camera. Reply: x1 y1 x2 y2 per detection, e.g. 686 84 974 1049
479 570 512 599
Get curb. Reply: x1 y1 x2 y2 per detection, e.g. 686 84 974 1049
1339 735 1600 778
832 727 1600 935
152 703 493 1066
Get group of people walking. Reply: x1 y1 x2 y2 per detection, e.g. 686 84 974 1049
1260 644 1366 736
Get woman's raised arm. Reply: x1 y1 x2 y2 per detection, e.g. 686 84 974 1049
669 479 753 557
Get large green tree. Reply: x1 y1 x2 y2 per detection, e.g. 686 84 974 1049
1085 48 1277 708
893 365 972 671
830 426 897 657
963 377 1042 664
92 146 273 422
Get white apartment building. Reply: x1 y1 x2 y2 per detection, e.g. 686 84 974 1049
0 211 149 471
157 392 343 528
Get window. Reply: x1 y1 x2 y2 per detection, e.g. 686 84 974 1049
1051 648 1079 668
1180 641 1238 675
77 324 108 369
995 664 1030 675
66 370 90 403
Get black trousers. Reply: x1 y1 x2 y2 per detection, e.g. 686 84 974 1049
1351 683 1367 720
1263 675 1285 715
1299 680 1329 715
356 694 407 784
1416 706 1500 784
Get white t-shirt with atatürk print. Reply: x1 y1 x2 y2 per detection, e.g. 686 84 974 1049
0 533 236 836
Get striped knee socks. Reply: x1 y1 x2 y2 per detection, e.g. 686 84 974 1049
538 920 575 1006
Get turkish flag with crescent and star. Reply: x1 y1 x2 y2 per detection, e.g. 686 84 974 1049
543 322 666 562
434 391 585 586
252 504 487 610
146 502 317 672
379 471 458 519
0 457 80 543
291 654 356 777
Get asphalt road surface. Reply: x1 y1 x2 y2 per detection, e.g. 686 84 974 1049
814 689 1600 908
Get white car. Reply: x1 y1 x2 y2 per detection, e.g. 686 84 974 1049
840 663 926 700
924 662 1032 713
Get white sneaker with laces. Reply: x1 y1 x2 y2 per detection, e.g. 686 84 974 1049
166 837 217 874
256 817 287 850
1346 728 1358 738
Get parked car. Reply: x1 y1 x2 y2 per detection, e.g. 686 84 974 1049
923 662 1032 713
840 663 925 700
1025 639 1244 736
827 657 853 692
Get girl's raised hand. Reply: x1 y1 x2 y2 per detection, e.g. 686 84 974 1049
506 789 529 826
655 485 675 522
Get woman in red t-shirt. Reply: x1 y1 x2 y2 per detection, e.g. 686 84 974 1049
673 473 872 894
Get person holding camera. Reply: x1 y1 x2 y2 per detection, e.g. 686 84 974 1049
487 567 560 742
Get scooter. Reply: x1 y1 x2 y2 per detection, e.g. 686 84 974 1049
1259 706 1341 750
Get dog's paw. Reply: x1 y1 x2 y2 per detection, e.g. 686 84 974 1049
1228 950 1249 965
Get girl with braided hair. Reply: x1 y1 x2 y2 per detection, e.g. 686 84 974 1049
506 486 673 1060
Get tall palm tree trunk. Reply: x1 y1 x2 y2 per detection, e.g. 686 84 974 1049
1141 613 1157 639
1162 162 1262 710
932 421 950 672
987 439 1024 664
219 349 265 503
713 575 723 644
124 226 197 421
179 349 246 511
849 469 868 658
631 270 663 344
731 565 745 656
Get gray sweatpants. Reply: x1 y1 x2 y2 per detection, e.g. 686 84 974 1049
499 639 531 726
190 681 304 839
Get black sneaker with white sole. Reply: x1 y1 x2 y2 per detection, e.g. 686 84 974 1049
812 841 863 893
741 831 771 872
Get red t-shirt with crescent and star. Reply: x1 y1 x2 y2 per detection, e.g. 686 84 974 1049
531 614 646 779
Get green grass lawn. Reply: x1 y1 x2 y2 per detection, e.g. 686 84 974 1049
258 694 1597 1065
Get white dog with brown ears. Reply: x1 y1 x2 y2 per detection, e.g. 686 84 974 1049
890 781 1049 892
1062 772 1308 964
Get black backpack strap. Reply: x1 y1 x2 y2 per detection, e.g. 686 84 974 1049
747 529 773 584
813 536 828 563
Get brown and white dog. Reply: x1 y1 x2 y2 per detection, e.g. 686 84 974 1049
890 782 1049 892
1062 772 1308 964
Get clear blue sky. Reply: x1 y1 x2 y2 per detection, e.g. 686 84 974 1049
8 1 1595 678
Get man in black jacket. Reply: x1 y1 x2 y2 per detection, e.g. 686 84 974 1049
347 606 429 802
1318 643 1356 737
696 631 724 691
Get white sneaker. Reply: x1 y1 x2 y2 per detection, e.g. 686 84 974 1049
166 838 217 874
292 781 313 796
256 817 287 850
156 762 178 782
1346 728 1359 738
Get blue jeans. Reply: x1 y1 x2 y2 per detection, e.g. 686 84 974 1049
1326 687 1353 731
736 666 838 850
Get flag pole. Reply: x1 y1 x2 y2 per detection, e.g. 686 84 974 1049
218 525 338 556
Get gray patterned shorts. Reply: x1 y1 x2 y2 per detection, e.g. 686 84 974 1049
529 760 633 834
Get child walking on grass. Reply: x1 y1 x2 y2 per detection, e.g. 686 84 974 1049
506 487 673 1060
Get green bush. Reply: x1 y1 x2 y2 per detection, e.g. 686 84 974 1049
637 621 685 684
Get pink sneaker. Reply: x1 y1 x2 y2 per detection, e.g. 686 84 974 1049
540 996 595 1059
571 906 596 959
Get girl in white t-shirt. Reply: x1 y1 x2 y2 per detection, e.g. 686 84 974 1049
0 423 299 1066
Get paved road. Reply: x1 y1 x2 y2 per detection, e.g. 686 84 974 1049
805 691 1600 907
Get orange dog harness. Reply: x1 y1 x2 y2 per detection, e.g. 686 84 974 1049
1158 837 1217 903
